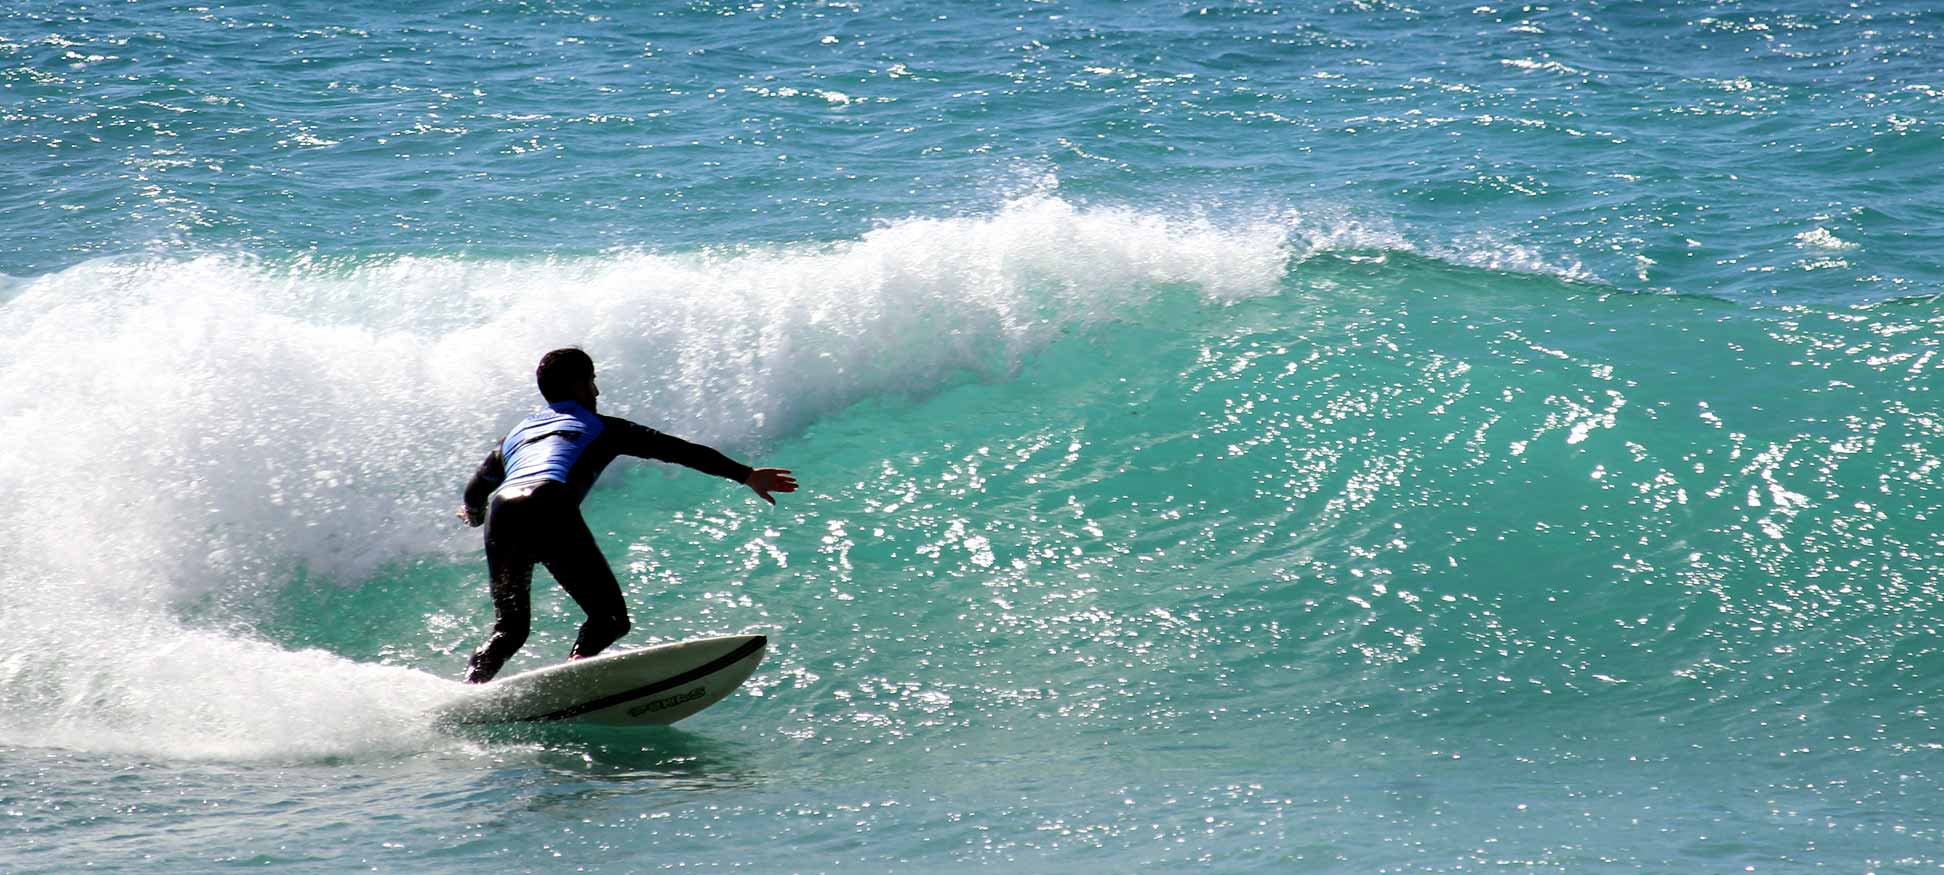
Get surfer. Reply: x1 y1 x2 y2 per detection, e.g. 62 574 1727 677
455 348 797 683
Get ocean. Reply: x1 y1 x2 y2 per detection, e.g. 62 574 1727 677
2 0 1941 871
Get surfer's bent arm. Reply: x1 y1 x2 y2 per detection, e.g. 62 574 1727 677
459 446 506 526
609 418 754 484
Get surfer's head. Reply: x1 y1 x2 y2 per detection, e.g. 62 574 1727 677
537 347 599 410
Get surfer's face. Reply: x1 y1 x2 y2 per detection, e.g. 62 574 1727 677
578 373 600 411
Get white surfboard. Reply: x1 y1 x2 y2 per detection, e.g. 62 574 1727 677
436 634 768 726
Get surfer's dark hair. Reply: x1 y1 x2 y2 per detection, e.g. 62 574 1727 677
536 347 595 402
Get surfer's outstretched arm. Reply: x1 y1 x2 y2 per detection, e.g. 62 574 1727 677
607 417 798 504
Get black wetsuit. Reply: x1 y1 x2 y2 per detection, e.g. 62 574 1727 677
460 400 751 683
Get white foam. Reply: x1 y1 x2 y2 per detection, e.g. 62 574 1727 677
1794 226 1858 251
0 609 458 760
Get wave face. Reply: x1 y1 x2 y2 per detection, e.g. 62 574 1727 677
5 0 1944 871
3 200 1940 871
0 196 1293 758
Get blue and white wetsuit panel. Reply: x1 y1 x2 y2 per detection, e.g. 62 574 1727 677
498 401 606 490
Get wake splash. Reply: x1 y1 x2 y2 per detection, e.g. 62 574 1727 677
0 195 1323 759
0 611 454 760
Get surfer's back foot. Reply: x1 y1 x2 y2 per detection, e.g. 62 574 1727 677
569 614 629 661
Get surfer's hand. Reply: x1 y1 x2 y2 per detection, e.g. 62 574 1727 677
744 468 798 505
456 504 484 527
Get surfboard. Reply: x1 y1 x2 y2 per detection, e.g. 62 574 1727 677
435 634 768 726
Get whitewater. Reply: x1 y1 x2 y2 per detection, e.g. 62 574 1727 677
3 0 1941 871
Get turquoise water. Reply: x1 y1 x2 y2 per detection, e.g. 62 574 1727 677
3 1 1942 871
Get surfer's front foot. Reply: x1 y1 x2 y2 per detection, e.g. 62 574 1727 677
569 616 630 660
